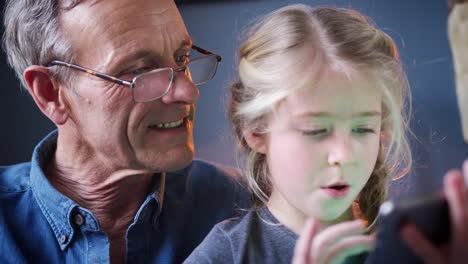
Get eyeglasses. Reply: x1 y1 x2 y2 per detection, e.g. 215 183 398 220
45 45 222 102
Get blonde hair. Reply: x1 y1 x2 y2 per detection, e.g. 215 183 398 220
229 4 412 224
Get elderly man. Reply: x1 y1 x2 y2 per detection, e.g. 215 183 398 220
0 0 249 263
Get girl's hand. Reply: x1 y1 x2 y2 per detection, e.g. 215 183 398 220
292 219 375 264
401 160 468 264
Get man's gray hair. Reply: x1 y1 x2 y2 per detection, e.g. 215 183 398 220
2 0 78 89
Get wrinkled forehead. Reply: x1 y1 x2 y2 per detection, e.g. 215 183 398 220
59 0 99 10
58 0 189 66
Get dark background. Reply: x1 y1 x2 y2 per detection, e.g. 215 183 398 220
1 0 467 197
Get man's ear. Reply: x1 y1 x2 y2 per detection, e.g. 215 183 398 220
244 131 267 154
23 66 69 125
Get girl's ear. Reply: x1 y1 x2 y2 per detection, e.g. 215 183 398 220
244 131 267 154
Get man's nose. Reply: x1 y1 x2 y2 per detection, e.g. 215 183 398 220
327 134 354 167
160 70 199 105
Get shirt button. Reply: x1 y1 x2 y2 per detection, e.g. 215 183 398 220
73 213 85 226
60 235 67 244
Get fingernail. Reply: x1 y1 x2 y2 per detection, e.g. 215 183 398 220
356 219 368 228
361 219 368 226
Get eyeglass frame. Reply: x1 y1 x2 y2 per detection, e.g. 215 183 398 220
44 44 222 102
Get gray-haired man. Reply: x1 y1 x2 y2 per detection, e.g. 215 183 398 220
0 0 249 263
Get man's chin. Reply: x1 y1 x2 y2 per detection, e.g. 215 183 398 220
164 151 194 172
140 147 194 173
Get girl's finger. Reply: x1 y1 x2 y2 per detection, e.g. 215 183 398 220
292 218 320 264
312 220 367 263
322 234 375 264
314 220 366 249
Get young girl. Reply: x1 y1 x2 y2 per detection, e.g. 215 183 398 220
185 4 411 263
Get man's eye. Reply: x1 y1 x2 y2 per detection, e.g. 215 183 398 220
131 67 151 75
119 67 152 80
175 55 189 66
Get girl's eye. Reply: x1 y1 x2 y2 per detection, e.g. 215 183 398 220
352 127 376 135
302 128 329 136
175 54 190 66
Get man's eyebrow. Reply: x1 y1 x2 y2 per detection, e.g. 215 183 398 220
109 39 193 74
110 50 161 73
179 39 193 49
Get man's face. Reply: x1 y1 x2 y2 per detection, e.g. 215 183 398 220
59 0 199 172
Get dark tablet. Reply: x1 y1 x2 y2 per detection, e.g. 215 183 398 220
366 194 450 264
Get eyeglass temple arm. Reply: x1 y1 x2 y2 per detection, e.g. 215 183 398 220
191 45 222 62
46 60 133 87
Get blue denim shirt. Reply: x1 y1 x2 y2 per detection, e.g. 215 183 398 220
0 131 250 263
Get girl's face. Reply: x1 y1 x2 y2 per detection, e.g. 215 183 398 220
259 70 382 229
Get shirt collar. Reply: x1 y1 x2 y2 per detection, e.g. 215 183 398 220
30 130 78 250
29 130 164 250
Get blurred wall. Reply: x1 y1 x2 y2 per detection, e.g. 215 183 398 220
1 0 466 197
0 1 56 165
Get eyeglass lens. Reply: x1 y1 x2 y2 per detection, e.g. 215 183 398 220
188 54 218 85
132 54 219 102
133 68 173 102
